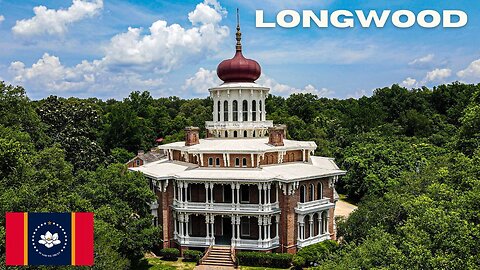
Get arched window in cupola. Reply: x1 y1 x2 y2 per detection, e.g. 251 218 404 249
233 100 238 121
224 100 229 121
242 100 248 121
252 100 257 121
217 101 221 121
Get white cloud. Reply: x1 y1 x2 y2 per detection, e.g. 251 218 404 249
401 77 418 88
457 59 480 82
12 0 103 37
409 54 434 66
424 68 452 82
101 0 228 72
9 0 229 97
182 68 221 94
0 15 5 24
258 74 333 97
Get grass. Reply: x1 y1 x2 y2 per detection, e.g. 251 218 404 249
136 257 197 270
240 267 290 270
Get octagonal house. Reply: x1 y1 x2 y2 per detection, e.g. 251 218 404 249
130 18 346 257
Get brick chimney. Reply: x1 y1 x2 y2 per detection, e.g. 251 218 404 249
185 126 200 146
268 125 286 146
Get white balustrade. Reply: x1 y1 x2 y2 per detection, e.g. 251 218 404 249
295 198 331 213
173 200 280 213
297 233 330 248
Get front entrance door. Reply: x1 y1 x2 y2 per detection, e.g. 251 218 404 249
215 216 232 245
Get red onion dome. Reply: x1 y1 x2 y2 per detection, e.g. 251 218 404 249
217 51 261 83
216 10 261 83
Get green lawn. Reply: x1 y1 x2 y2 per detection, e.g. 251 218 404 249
138 258 290 270
136 258 197 270
240 267 290 270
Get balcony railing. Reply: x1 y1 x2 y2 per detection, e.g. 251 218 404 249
205 120 273 129
295 198 332 214
233 237 280 250
173 200 280 213
297 233 330 248
175 235 214 246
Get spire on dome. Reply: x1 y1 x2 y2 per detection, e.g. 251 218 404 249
236 8 242 52
216 9 261 83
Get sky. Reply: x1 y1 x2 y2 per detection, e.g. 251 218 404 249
0 0 479 100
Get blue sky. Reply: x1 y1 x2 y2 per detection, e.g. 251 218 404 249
0 0 479 100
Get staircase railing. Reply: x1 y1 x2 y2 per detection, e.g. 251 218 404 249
230 245 237 268
199 244 213 265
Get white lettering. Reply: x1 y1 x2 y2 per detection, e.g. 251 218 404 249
331 10 354 28
417 10 441 28
392 10 416 28
443 10 468 28
355 10 391 28
277 10 301 28
256 10 276 28
302 10 328 28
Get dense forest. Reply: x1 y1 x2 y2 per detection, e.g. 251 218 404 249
0 81 479 269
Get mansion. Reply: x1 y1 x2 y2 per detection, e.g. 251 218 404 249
130 18 345 256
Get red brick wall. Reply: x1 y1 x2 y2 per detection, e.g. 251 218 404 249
156 182 174 248
284 150 303 163
279 184 299 254
260 152 279 165
126 157 143 168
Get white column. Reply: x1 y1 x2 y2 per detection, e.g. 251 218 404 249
231 216 235 245
326 211 330 233
309 214 314 238
275 215 280 238
267 183 271 205
258 184 262 209
211 215 215 242
258 216 263 242
228 99 233 122
184 182 189 202
317 214 321 236
236 216 240 241
236 184 240 207
179 182 183 203
206 215 210 239
179 214 184 237
297 220 301 240
185 214 190 237
275 183 279 203
205 183 209 204
209 183 214 204
231 183 235 208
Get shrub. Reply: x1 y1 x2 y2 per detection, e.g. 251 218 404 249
297 240 339 266
159 248 180 261
237 252 293 268
292 254 306 270
183 250 203 263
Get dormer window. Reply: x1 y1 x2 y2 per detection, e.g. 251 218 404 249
242 158 247 167
208 158 213 167
235 158 240 167
215 158 220 167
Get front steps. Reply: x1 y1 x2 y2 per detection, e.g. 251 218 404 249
200 246 235 267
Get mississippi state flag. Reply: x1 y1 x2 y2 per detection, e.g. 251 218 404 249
6 212 94 266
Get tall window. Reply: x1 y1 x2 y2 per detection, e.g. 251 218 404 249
208 158 213 167
317 182 323 199
233 100 238 121
300 185 306 203
259 100 262 121
242 100 248 121
234 131 238 137
235 158 240 167
215 158 220 167
244 130 247 137
217 101 221 121
224 100 229 121
242 158 247 167
309 184 315 201
252 100 257 121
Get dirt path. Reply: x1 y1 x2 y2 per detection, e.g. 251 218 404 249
335 200 358 217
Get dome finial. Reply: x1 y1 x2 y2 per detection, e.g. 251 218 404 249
236 8 242 52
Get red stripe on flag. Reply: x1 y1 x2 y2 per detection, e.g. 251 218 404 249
6 212 26 265
74 212 94 266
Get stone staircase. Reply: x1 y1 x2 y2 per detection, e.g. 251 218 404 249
199 246 235 267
